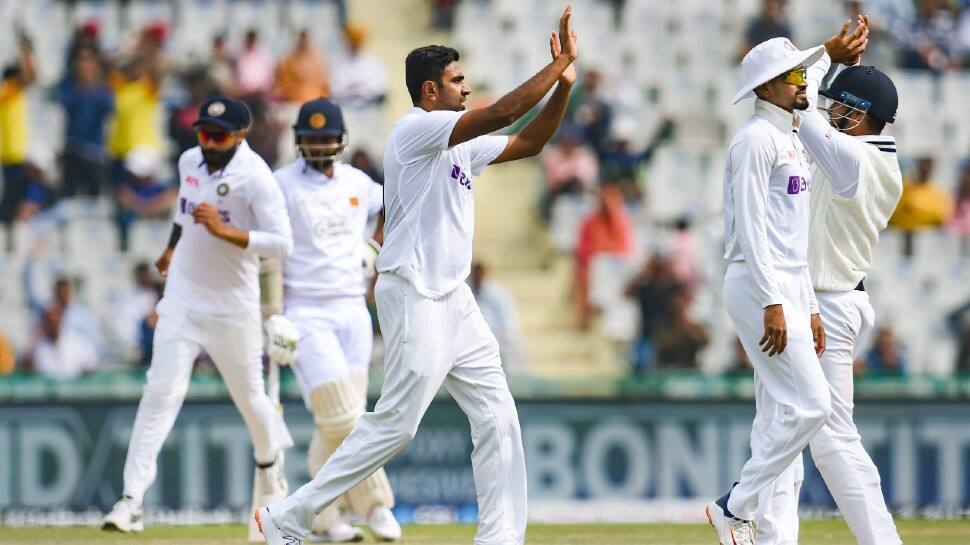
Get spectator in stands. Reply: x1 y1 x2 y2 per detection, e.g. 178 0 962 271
168 68 212 172
538 128 598 222
947 298 970 372
468 262 524 373
0 36 37 225
889 156 954 255
276 29 331 104
860 326 906 376
598 116 674 200
430 0 457 30
900 0 963 71
236 29 275 96
625 254 685 374
738 0 793 61
652 285 709 370
30 305 97 380
107 54 163 186
12 156 56 224
111 262 162 366
575 184 634 329
115 147 177 250
669 216 700 288
331 24 388 156
567 69 612 156
945 162 970 254
0 333 14 375
959 2 970 67
724 338 754 375
65 20 104 71
242 94 285 167
59 47 114 197
47 277 101 353
209 34 236 95
350 149 383 184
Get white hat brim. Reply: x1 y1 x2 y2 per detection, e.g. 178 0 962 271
731 44 826 105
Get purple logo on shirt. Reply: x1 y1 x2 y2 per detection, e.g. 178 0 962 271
451 164 472 190
787 176 810 195
180 197 231 223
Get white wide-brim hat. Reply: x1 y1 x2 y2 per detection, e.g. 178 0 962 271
732 37 825 105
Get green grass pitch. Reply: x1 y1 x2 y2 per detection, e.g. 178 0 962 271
0 521 968 545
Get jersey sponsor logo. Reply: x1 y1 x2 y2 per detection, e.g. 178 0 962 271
180 197 231 223
787 175 810 195
185 176 200 187
312 217 352 240
450 164 472 190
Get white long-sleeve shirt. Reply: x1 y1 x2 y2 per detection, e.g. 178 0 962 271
163 141 294 315
723 99 818 313
799 53 904 292
275 159 384 301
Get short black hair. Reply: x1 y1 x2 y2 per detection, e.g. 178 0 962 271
405 45 460 104
866 114 886 135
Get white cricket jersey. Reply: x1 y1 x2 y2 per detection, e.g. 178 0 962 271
723 99 817 312
799 53 904 292
377 107 509 298
163 141 293 315
275 158 383 300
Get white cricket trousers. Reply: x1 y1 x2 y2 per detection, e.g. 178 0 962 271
723 263 831 521
756 290 901 545
285 296 373 400
753 375 804 545
271 274 527 545
121 298 293 503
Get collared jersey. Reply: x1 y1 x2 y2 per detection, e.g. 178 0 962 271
377 107 508 298
163 141 293 315
723 99 816 310
275 158 383 300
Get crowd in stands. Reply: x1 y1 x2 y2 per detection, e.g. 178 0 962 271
519 0 970 377
0 1 386 379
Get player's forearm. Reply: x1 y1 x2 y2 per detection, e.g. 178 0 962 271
246 230 294 258
213 225 250 249
514 80 573 154
799 110 862 198
489 56 572 129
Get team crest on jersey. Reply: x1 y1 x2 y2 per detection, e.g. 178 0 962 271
350 196 359 207
217 183 230 196
208 101 226 117
309 113 327 129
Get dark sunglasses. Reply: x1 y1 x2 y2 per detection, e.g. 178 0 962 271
197 129 236 145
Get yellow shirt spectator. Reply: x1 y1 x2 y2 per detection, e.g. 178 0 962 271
0 79 28 165
889 179 955 231
108 74 161 158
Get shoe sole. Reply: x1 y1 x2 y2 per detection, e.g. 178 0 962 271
102 522 125 533
704 505 728 545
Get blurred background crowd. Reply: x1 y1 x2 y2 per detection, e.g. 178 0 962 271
0 0 968 388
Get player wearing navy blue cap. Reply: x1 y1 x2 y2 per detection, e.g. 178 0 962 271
104 95 295 537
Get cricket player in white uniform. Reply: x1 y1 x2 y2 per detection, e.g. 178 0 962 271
753 17 904 545
255 7 579 545
705 38 835 545
273 97 401 543
103 97 294 533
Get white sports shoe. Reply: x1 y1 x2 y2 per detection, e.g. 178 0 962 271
307 519 365 543
366 506 402 542
249 457 290 542
256 506 304 545
102 496 144 533
706 500 755 545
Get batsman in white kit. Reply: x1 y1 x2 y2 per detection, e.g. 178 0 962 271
103 97 294 533
255 7 579 545
271 97 401 542
704 38 835 545
753 16 904 545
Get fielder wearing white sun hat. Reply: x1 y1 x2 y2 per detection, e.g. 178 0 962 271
732 37 826 105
